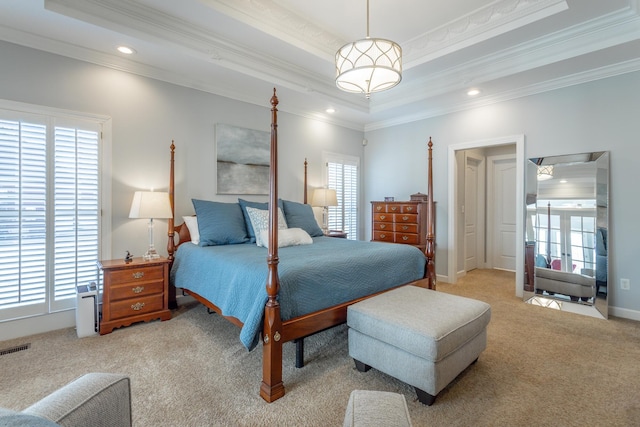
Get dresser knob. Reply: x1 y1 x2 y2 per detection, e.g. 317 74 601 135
402 216 409 221
131 302 145 311
391 206 397 211
132 286 144 294
376 206 382 211
402 226 408 230
379 215 386 220
380 234 386 239
402 236 409 241
380 224 386 229
132 271 144 279
406 207 414 212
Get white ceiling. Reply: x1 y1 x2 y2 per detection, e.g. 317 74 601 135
1 0 639 131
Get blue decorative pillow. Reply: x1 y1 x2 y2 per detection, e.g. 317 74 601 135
282 199 324 237
238 198 284 243
192 199 249 246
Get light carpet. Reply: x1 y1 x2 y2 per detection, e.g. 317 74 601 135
1 269 639 426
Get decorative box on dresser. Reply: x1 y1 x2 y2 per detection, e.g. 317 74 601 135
98 257 171 335
371 196 429 252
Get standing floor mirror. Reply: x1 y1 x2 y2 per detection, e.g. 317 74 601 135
523 152 608 319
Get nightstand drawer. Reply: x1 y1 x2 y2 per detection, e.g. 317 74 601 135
109 280 164 301
109 294 164 320
109 265 164 285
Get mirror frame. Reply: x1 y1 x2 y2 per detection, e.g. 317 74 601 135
523 151 608 319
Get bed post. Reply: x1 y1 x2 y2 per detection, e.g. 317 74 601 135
260 88 285 403
167 141 177 309
425 138 437 290
303 158 308 204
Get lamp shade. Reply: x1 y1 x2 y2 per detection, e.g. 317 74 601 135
312 188 338 207
129 191 173 219
335 37 402 96
537 165 554 181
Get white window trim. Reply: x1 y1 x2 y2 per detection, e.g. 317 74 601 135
0 99 112 338
321 151 360 240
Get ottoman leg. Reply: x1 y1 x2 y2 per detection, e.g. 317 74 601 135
353 359 371 372
415 387 436 406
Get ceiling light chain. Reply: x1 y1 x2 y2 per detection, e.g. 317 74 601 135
335 0 402 98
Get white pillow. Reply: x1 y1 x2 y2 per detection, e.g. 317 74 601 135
258 227 313 249
245 206 288 247
182 215 200 245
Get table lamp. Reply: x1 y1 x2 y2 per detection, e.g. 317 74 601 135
312 188 338 234
129 191 173 260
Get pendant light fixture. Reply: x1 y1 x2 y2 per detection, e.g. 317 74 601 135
335 0 402 98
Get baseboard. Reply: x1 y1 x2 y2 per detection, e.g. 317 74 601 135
609 306 640 321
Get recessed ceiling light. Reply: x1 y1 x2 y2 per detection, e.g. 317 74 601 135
467 88 481 96
325 108 335 114
117 46 136 55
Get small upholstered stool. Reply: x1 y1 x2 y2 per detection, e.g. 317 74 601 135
347 285 491 406
343 390 412 427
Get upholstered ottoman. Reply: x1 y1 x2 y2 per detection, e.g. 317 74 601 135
347 285 491 406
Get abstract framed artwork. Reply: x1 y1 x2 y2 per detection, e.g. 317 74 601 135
216 123 270 195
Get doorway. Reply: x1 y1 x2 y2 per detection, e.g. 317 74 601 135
447 135 525 298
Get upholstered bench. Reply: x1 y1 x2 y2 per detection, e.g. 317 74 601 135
347 285 491 406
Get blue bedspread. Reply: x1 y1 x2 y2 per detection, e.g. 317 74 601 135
170 237 426 350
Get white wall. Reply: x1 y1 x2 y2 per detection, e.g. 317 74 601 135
0 41 364 340
364 71 640 318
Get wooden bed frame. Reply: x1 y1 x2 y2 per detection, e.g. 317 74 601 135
166 89 436 403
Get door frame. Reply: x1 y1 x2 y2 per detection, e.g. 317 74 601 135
463 152 486 274
447 135 525 297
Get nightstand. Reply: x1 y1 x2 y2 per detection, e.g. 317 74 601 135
325 230 348 238
98 257 171 335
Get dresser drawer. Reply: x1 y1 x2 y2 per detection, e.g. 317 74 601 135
400 204 418 214
109 294 165 320
394 223 418 233
372 203 387 213
394 213 418 223
373 230 394 242
373 212 393 222
373 221 393 231
109 265 164 285
395 233 419 245
109 280 165 301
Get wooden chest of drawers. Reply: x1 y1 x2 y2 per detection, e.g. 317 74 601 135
98 257 171 335
371 201 428 251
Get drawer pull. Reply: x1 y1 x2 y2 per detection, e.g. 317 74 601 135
132 272 144 279
132 286 145 294
376 206 383 211
380 224 386 229
380 233 386 239
379 215 386 220
131 302 145 311
391 206 398 211
402 226 408 230
406 207 414 212
402 236 409 241
402 216 409 221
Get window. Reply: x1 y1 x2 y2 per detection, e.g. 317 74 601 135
0 107 102 321
323 153 359 240
531 202 596 274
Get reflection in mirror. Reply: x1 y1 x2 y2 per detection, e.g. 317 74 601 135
524 152 608 319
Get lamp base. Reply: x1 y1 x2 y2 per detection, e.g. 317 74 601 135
143 245 161 261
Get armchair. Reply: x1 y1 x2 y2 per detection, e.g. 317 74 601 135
0 373 131 427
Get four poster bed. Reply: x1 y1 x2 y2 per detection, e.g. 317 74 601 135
166 89 437 403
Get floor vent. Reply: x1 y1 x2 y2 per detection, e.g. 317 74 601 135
0 343 31 356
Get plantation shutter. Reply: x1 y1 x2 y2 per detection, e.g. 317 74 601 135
0 110 100 320
325 154 359 240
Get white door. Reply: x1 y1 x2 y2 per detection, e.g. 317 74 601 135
489 156 517 271
464 157 480 271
